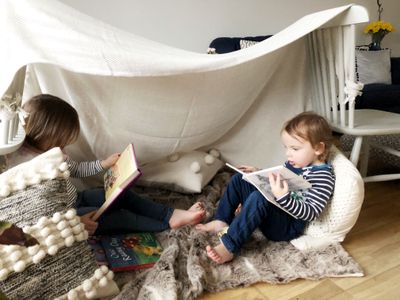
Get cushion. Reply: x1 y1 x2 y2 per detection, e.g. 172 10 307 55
355 83 400 114
208 35 271 54
137 150 224 194
239 39 259 49
355 49 391 85
0 148 119 299
291 146 364 250
390 57 400 84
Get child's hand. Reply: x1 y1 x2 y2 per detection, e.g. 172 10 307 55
268 173 289 199
101 153 120 169
80 211 99 235
238 165 259 173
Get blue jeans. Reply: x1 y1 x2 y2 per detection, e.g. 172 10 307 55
215 174 306 253
76 188 174 235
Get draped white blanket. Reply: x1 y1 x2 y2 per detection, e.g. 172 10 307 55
0 0 368 167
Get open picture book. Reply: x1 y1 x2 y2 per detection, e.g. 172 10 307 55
92 144 142 221
226 163 311 219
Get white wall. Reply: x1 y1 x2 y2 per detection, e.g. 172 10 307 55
59 0 400 55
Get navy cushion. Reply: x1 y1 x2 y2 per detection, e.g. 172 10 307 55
391 57 400 84
355 57 400 114
209 35 272 54
356 83 400 113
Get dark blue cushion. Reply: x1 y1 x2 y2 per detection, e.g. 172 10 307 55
356 83 400 113
391 57 400 84
209 35 272 54
354 57 400 114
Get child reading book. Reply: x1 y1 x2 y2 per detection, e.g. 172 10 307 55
5 94 206 235
196 111 336 264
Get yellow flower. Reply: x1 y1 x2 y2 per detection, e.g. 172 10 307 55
364 20 396 34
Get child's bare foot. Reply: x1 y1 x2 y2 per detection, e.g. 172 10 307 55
188 202 204 212
195 220 228 233
169 208 205 229
206 244 234 264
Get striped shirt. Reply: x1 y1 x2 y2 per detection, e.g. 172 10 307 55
275 162 335 221
65 157 104 178
64 157 105 208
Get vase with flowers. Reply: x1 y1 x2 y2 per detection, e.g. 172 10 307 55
364 0 395 51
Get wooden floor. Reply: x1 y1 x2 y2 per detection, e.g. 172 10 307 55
199 179 400 300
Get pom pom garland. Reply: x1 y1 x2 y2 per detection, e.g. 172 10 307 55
0 147 70 199
54 266 116 300
209 149 220 158
204 154 215 165
190 161 201 173
167 153 180 162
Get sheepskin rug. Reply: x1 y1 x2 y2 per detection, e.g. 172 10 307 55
113 170 363 300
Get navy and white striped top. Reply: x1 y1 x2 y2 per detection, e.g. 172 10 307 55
64 157 105 207
65 157 104 178
275 161 335 221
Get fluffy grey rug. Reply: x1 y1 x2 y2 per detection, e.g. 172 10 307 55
112 171 363 300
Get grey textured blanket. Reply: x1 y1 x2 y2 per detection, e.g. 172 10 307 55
113 171 363 300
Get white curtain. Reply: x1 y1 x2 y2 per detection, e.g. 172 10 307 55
0 0 366 167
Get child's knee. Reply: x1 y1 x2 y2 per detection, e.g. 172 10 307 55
247 191 265 204
230 173 243 185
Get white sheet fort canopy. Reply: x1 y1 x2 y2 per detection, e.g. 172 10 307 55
0 0 368 167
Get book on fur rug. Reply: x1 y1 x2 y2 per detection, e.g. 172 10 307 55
88 232 162 272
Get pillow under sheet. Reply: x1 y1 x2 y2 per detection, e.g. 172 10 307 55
137 150 224 194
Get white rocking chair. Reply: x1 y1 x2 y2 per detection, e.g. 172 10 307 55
0 96 25 156
0 68 26 156
308 24 400 182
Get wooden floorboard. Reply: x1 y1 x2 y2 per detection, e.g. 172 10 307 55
199 179 400 300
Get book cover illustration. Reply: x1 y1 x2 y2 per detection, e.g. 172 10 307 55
87 236 108 267
90 232 163 272
104 143 141 203
93 144 142 220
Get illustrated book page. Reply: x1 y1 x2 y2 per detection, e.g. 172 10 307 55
226 163 311 219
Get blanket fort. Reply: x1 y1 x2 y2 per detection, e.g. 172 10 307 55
0 0 368 169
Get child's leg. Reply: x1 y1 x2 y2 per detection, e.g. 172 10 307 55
115 190 205 228
76 188 106 216
85 189 203 234
207 195 306 264
77 188 167 219
113 189 174 222
197 173 256 233
258 206 307 242
96 209 170 235
77 188 205 234
207 191 268 263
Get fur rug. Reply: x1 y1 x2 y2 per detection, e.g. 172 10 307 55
112 171 363 300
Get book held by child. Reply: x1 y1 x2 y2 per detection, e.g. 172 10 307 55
93 144 142 220
226 163 311 218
